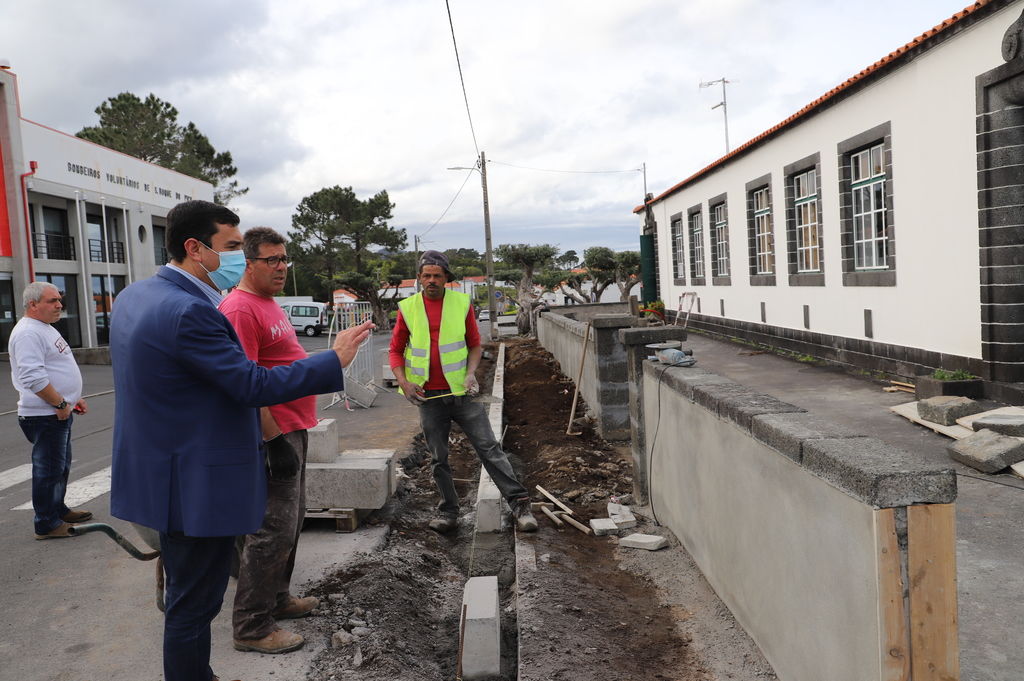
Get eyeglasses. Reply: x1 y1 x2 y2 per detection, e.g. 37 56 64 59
248 255 291 267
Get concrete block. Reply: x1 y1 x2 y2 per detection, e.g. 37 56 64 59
305 459 390 509
692 382 753 415
476 468 503 534
619 533 668 551
589 518 620 536
618 325 688 346
917 395 985 426
643 361 733 401
607 503 637 529
970 413 1024 437
949 428 1024 473
716 392 806 432
751 412 861 463
340 449 398 496
591 313 633 329
802 437 957 507
307 419 338 464
460 576 500 680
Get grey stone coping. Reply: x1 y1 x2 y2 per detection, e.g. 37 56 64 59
618 326 689 346
591 313 634 329
643 360 957 507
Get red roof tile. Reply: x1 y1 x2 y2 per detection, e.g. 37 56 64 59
635 1 995 213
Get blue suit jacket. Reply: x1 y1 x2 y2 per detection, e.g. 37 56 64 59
109 267 343 536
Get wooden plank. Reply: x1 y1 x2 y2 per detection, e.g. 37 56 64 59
305 508 358 533
535 484 575 515
539 505 564 527
907 504 960 681
890 380 915 389
875 508 910 681
557 512 592 535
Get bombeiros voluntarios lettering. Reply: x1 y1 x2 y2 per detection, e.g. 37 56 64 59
63 162 192 201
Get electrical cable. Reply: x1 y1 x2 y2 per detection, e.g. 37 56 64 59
489 159 643 175
646 357 692 526
445 0 480 158
421 168 475 239
957 471 1024 492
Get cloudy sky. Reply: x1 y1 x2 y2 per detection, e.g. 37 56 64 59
4 0 976 256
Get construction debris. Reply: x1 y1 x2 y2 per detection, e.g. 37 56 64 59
619 533 669 551
916 395 985 426
607 503 637 529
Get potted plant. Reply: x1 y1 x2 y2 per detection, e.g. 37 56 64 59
914 368 983 400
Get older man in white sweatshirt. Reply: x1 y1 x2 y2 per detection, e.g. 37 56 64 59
9 282 90 540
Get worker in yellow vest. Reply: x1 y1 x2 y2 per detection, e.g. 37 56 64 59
389 250 537 533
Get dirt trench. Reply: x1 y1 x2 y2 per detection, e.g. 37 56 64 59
299 338 744 681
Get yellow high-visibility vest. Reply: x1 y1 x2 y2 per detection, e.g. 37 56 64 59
398 290 470 393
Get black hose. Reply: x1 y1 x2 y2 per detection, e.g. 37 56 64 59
67 523 161 561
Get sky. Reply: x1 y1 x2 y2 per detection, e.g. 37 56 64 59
3 0 979 257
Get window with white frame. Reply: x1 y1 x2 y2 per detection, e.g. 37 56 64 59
794 169 820 272
670 215 686 282
851 144 886 269
753 187 774 274
712 202 729 277
689 211 705 280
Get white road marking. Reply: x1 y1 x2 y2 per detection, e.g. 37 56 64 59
11 466 111 510
0 464 33 493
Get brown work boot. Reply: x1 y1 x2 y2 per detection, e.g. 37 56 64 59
511 498 538 533
35 521 75 540
61 509 93 523
428 513 458 534
273 595 319 619
233 628 304 654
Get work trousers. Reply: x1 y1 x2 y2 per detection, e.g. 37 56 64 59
160 531 233 681
18 414 73 535
419 391 528 516
233 429 308 640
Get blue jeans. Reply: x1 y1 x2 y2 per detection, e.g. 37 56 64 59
419 390 528 516
160 532 234 681
18 414 73 535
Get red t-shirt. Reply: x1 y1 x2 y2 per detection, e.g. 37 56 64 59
220 289 318 434
389 294 480 390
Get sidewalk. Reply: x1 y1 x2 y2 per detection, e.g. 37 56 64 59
684 332 1024 681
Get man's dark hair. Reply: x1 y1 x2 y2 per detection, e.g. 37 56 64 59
165 200 240 262
243 226 287 259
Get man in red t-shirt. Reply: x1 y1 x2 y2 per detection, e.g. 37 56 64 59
220 227 320 655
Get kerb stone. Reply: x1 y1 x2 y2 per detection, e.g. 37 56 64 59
949 428 1024 473
305 459 390 509
307 419 338 463
460 576 500 680
619 533 668 550
917 396 985 426
589 518 620 536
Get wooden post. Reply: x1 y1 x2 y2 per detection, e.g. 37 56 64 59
907 503 959 681
875 508 910 681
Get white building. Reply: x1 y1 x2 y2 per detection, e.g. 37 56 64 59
638 0 1024 391
0 67 214 351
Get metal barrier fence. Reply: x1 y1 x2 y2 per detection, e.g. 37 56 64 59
327 302 374 385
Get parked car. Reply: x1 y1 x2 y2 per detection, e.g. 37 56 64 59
278 301 328 336
478 310 491 322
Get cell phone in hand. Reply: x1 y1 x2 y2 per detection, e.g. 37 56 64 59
73 404 84 414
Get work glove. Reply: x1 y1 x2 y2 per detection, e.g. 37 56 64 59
264 433 300 481
463 374 480 396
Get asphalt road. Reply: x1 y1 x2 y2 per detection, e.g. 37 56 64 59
0 330 394 681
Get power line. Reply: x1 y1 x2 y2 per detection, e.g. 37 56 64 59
489 159 642 175
445 0 479 158
421 168 476 239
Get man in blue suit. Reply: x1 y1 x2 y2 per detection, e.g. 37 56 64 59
110 200 373 681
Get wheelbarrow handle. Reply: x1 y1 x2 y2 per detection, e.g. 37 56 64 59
67 523 161 561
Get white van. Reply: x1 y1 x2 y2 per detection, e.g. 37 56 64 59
278 301 328 337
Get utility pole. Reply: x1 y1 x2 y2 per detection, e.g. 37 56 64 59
414 234 421 292
480 151 497 340
699 77 733 154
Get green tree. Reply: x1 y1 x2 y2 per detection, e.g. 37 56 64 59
495 243 559 334
290 185 405 326
555 250 580 270
536 268 589 304
76 92 247 205
583 247 642 302
334 261 404 329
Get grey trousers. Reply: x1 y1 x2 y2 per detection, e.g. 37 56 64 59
232 429 308 640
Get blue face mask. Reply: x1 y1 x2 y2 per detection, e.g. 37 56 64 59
198 242 246 290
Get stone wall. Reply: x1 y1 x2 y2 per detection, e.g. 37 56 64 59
639 361 959 681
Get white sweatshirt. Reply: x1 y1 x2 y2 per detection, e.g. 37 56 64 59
8 317 83 416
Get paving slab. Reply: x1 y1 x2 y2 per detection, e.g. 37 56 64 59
619 533 669 550
607 502 637 529
964 412 1024 436
956 405 1024 430
948 429 1024 474
589 518 620 536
